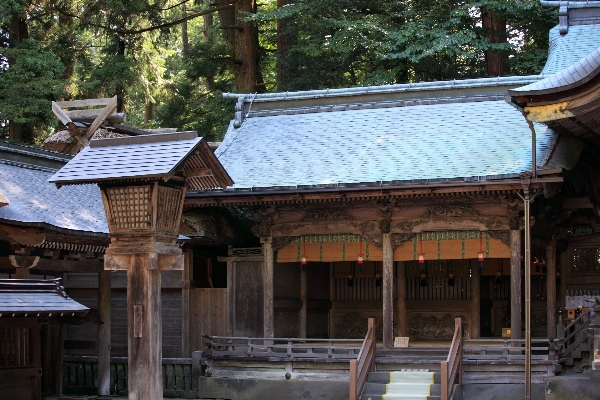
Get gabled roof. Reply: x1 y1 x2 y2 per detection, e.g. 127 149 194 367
209 79 575 195
511 47 600 96
0 278 89 317
49 131 233 190
0 161 108 234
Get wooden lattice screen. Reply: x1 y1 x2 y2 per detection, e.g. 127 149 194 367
0 326 36 368
105 185 151 231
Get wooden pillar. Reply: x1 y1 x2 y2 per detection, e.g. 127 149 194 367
226 259 234 336
470 259 480 339
181 249 192 357
397 261 408 337
546 243 557 339
510 230 522 340
300 266 307 338
97 270 111 398
262 238 274 338
382 233 394 349
329 262 335 338
127 254 162 400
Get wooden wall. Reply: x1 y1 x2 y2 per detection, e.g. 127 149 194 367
230 261 263 337
190 288 226 350
64 271 184 358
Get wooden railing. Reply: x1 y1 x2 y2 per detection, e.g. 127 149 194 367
349 318 376 400
441 317 462 400
463 338 555 362
203 335 363 360
557 309 590 361
62 356 194 396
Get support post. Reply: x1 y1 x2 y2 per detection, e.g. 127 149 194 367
127 254 163 400
522 187 532 400
329 262 335 338
97 270 111 398
397 261 408 337
226 259 234 336
470 259 481 339
547 243 557 339
300 265 307 338
382 233 394 349
182 249 192 357
510 229 522 341
262 237 274 339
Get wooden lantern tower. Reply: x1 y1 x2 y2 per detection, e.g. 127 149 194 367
50 132 232 399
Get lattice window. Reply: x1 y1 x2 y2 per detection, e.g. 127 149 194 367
156 186 183 232
106 186 151 231
571 248 600 273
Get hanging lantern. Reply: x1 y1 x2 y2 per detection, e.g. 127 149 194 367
542 258 547 274
495 269 502 285
374 263 381 287
478 232 485 269
418 233 425 264
358 235 364 266
301 236 308 271
448 271 455 287
420 270 427 287
534 257 540 273
347 273 354 287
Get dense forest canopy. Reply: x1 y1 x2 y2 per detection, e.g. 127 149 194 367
0 0 556 143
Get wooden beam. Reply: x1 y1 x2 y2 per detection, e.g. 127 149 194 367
84 96 118 142
524 102 574 122
34 258 104 272
0 225 44 246
56 97 117 108
182 168 212 178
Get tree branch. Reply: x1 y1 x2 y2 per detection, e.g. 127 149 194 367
52 3 234 36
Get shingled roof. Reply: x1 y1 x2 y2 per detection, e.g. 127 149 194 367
49 131 233 190
208 78 576 194
0 160 107 234
0 278 89 317
541 1 600 75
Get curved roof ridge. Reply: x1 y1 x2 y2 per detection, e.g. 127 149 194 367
223 76 542 103
509 46 600 96
541 1 600 8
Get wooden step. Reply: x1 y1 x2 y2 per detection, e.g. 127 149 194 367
367 371 441 384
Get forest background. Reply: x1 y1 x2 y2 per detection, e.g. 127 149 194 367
0 0 557 144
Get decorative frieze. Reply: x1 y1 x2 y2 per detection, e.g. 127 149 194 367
251 222 272 237
474 217 503 230
393 219 430 232
301 208 354 221
423 204 479 217
486 230 510 246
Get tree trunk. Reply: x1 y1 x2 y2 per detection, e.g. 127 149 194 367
481 8 508 77
204 0 215 87
116 39 126 113
181 3 189 59
277 0 293 91
217 0 264 93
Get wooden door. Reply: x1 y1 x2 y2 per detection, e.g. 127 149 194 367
231 261 263 338
191 288 227 350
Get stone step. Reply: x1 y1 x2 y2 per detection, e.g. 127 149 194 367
462 372 550 384
367 371 441 384
374 362 442 372
360 383 441 400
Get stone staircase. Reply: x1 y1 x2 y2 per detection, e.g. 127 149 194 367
359 346 449 400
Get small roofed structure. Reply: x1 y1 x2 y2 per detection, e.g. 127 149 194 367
48 131 233 400
0 278 89 400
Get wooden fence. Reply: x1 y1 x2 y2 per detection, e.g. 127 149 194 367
62 356 194 397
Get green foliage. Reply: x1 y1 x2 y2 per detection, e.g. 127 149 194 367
0 39 64 132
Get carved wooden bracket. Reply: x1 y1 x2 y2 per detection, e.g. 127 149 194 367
104 253 183 271
251 222 272 237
